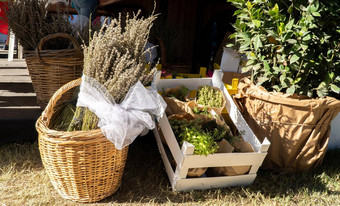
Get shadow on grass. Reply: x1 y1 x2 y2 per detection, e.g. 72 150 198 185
0 119 38 144
0 140 43 173
247 148 340 198
102 132 340 204
2 131 338 205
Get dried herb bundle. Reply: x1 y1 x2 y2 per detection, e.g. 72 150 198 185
6 0 95 50
67 11 158 131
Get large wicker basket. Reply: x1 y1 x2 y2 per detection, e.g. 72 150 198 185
25 33 83 109
36 78 129 203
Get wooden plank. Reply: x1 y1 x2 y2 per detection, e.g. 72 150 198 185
177 141 195 178
0 91 35 97
0 75 32 83
158 114 183 165
153 71 213 91
0 107 41 120
175 174 256 191
0 96 38 106
18 44 23 60
0 82 35 96
260 138 271 152
153 128 176 188
0 60 27 68
0 68 29 76
183 152 267 168
249 165 261 174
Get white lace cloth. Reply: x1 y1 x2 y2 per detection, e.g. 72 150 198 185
77 75 166 150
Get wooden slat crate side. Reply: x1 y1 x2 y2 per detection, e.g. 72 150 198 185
174 174 257 191
158 114 183 164
182 152 268 168
152 128 177 188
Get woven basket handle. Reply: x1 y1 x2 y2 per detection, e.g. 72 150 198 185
41 78 82 126
35 33 83 64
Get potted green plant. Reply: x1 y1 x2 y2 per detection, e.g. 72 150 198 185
228 0 340 172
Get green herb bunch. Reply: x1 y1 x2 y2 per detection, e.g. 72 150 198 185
192 106 209 115
169 118 236 156
202 120 232 142
228 0 340 98
51 103 76 131
169 118 203 138
163 85 189 101
196 86 224 107
179 128 219 156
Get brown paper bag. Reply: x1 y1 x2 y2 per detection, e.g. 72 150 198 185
163 97 189 116
234 77 340 173
187 168 208 178
163 85 190 102
206 140 254 177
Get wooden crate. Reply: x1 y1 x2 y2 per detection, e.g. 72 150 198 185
152 70 270 191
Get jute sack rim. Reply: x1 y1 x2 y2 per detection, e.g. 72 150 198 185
237 77 340 110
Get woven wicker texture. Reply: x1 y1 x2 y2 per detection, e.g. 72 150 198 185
25 33 83 109
36 78 129 203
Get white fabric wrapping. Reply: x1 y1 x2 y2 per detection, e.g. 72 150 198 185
77 75 166 150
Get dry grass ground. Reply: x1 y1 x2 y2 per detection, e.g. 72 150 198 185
0 132 339 206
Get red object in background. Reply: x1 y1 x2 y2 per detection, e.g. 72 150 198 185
0 2 8 35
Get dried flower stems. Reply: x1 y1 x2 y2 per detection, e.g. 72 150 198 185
67 12 158 131
6 0 97 50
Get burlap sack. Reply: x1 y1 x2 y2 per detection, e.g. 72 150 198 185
234 78 340 173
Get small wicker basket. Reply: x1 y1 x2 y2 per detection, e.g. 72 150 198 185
36 78 129 203
25 33 83 109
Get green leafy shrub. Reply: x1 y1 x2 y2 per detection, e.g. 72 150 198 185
228 0 340 98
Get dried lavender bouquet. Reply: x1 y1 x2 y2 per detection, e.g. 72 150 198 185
67 11 159 132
